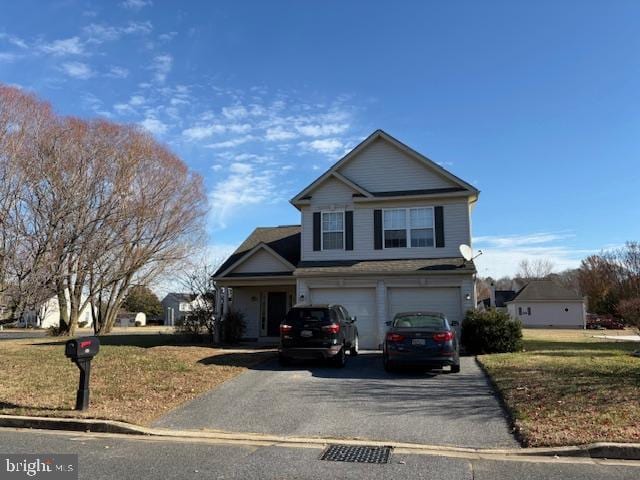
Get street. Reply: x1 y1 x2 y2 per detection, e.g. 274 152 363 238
1 429 638 480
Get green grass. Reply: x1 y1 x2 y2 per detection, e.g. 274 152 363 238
479 329 640 447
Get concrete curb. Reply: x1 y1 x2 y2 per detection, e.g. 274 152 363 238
1 415 640 461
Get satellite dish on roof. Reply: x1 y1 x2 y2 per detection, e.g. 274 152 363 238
459 244 482 262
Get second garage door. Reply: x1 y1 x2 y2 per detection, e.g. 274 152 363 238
309 288 378 349
389 287 462 326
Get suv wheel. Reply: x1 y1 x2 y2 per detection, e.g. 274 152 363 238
278 353 291 366
450 363 460 373
331 346 347 368
349 335 359 356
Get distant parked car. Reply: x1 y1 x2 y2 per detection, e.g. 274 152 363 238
586 314 625 330
383 312 460 373
279 304 359 367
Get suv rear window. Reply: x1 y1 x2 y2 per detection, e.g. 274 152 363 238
286 308 330 325
393 314 446 330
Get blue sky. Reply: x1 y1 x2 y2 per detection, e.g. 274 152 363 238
1 0 639 278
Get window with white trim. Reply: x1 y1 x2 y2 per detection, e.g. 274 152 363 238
383 207 434 248
322 211 344 250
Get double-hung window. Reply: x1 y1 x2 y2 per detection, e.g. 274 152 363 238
383 207 434 248
322 211 344 250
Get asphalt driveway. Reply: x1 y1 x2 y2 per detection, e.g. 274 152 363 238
154 353 518 448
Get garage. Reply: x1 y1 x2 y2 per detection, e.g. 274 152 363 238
388 287 462 327
309 288 378 349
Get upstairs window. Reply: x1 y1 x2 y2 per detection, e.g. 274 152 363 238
322 211 344 250
383 207 434 248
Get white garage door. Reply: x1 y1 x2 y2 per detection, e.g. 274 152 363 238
309 288 378 349
389 288 462 326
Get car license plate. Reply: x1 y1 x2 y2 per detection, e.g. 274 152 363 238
412 338 426 346
300 330 313 338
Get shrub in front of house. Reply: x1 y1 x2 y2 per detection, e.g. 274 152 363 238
461 309 523 354
222 309 246 344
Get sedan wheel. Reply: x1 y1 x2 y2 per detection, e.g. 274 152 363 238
349 335 359 356
383 353 395 373
450 363 461 373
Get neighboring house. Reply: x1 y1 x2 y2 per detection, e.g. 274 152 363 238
213 129 479 348
506 280 586 328
115 311 147 327
19 294 94 329
161 293 198 326
478 283 517 312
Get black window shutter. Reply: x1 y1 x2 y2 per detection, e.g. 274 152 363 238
435 206 445 248
373 209 382 250
313 212 321 251
345 211 354 250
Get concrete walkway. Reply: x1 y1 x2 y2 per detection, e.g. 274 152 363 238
154 353 518 448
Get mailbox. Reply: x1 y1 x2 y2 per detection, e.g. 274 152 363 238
65 337 100 360
65 336 100 411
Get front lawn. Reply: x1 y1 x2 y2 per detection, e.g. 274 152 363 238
479 329 640 447
0 335 273 425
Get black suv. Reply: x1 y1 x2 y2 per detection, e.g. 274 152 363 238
279 304 359 367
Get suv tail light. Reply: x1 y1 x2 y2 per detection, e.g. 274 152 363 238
321 323 340 334
386 333 405 343
280 324 292 334
433 331 454 342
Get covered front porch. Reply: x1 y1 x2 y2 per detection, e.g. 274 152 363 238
216 277 296 342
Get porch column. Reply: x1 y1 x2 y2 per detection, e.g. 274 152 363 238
215 286 222 320
375 280 387 350
222 287 229 318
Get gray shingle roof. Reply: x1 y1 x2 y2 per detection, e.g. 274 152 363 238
295 258 475 276
214 225 301 277
509 280 583 302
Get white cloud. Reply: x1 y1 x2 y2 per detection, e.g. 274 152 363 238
473 232 593 278
182 124 226 141
0 33 27 49
41 37 85 56
205 136 253 149
106 66 129 78
296 123 349 137
129 95 146 106
61 61 94 79
0 52 17 62
300 138 344 155
151 54 172 82
211 164 224 172
265 126 297 141
222 105 248 119
229 162 253 174
84 22 153 44
139 117 168 135
209 165 278 228
121 0 152 10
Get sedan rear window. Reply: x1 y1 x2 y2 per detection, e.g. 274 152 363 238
286 308 330 324
393 314 446 330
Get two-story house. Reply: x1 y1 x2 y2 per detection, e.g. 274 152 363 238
213 130 479 348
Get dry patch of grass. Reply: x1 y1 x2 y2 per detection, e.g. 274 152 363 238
0 337 274 425
479 329 640 447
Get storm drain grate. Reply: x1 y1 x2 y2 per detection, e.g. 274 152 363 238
320 444 392 464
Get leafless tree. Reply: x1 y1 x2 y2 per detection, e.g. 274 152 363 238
515 259 554 282
0 84 207 335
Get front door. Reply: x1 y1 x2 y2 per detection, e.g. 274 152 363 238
267 292 287 336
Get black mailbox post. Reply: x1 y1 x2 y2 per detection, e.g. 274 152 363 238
64 336 100 411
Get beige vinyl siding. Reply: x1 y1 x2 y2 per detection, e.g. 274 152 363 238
233 249 292 274
507 301 586 328
308 177 356 208
231 288 260 338
301 200 471 261
338 137 457 192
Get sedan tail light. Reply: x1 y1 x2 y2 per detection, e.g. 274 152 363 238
433 331 454 342
280 324 293 334
386 333 405 343
321 323 340 334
